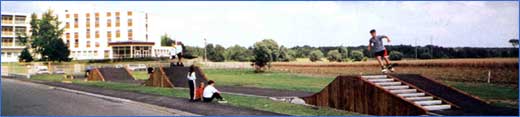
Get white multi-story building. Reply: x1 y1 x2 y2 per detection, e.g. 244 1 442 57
58 9 157 60
1 12 30 62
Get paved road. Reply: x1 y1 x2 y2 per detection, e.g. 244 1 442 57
1 78 187 116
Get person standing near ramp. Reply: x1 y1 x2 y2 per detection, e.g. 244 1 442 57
187 65 197 101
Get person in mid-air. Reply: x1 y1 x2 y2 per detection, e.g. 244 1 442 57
367 29 393 72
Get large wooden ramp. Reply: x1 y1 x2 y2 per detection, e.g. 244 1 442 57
143 66 208 88
390 74 518 116
301 75 430 115
87 68 137 83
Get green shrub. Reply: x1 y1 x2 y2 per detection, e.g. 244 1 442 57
389 51 403 60
309 50 324 62
351 50 364 61
326 50 342 62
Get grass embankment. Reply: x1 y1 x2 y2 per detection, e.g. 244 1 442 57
130 71 149 80
443 81 518 108
29 74 359 116
204 69 334 93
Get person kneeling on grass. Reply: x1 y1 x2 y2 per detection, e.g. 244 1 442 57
203 80 227 103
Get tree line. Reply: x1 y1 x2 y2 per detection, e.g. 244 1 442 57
183 40 519 63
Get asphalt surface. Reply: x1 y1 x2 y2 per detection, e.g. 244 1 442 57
1 78 186 116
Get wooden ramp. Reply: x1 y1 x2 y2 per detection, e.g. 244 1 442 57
87 68 137 83
143 66 208 88
302 75 430 115
390 74 518 116
302 74 517 116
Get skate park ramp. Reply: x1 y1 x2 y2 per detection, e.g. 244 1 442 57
389 74 518 116
302 74 518 116
143 66 208 88
87 68 137 83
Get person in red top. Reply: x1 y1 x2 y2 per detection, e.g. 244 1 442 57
195 82 205 101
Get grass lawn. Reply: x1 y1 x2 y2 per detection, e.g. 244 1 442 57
203 69 334 92
29 74 360 116
442 81 518 108
130 71 149 80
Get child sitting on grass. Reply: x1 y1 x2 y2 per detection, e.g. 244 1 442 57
195 82 204 101
203 80 227 103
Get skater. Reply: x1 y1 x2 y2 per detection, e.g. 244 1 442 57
194 82 205 101
175 41 185 66
187 65 197 101
169 41 178 67
203 80 227 103
367 29 393 72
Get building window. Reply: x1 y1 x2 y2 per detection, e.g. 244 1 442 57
86 13 90 18
127 11 132 16
74 14 79 28
86 29 91 39
65 22 70 29
2 26 13 36
95 42 100 48
116 17 120 27
115 12 120 17
107 31 112 42
95 31 100 39
95 17 100 28
2 16 13 24
116 30 120 38
15 16 26 24
107 12 111 17
86 41 91 48
128 19 132 27
128 29 133 40
66 33 70 39
2 37 13 47
86 18 91 29
74 39 79 48
66 14 70 18
107 19 111 27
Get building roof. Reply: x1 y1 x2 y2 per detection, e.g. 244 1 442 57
108 41 154 46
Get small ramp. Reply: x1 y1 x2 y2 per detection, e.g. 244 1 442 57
143 66 208 88
87 68 137 83
390 74 518 115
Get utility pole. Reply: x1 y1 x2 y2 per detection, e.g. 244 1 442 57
203 38 207 62
415 39 418 59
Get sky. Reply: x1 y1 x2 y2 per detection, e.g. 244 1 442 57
1 1 518 48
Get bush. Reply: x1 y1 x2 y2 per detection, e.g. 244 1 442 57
419 53 433 59
309 50 324 62
389 51 403 60
18 47 33 62
327 50 342 62
362 57 369 61
351 50 364 61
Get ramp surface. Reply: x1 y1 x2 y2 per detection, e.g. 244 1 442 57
97 68 137 83
390 74 518 115
163 67 208 87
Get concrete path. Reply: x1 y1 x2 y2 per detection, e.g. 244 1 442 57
2 78 193 116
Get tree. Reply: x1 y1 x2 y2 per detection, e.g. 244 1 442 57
327 50 342 62
18 48 33 62
309 50 324 62
252 39 280 72
509 39 519 47
278 46 292 62
160 34 174 46
419 52 432 59
351 50 364 61
225 45 251 61
206 44 225 62
30 9 70 62
338 46 349 61
389 51 403 60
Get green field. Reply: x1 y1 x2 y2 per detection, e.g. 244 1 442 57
29 74 359 116
204 69 334 92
